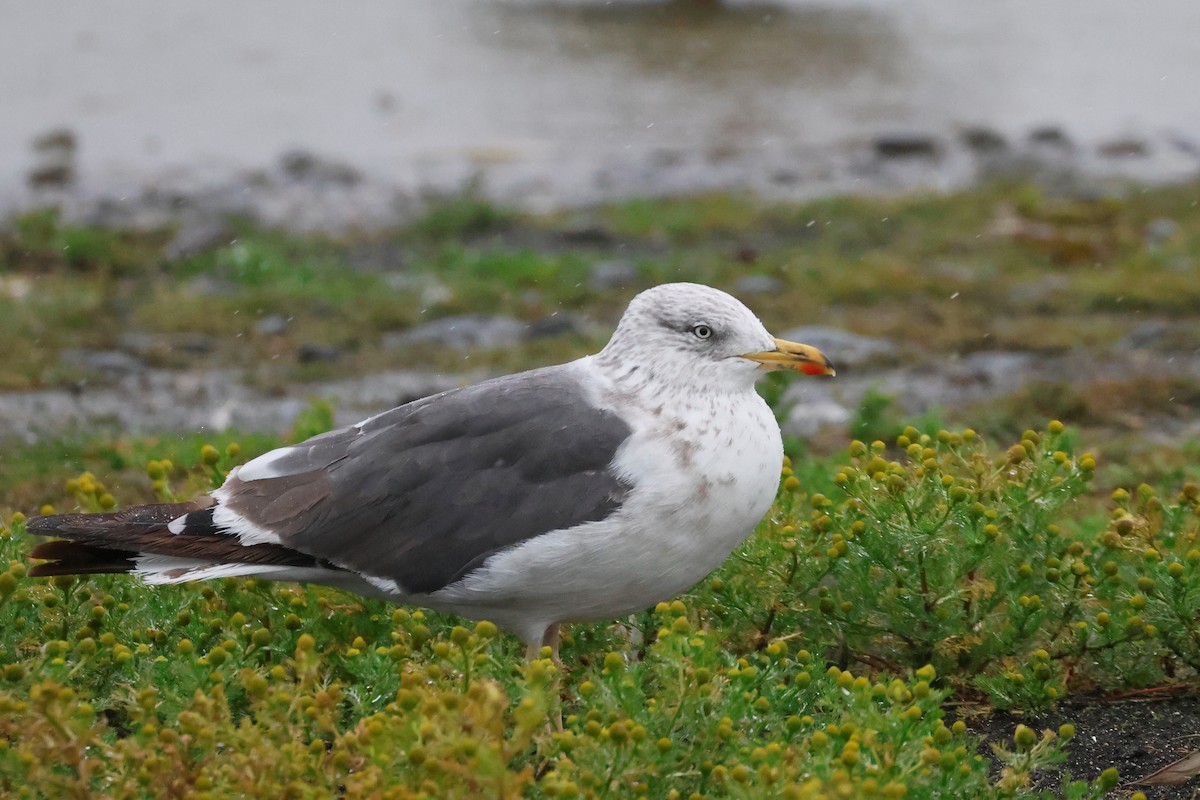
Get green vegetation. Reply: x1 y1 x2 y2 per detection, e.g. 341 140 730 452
3 181 1199 389
0 415 1196 797
2 181 1199 796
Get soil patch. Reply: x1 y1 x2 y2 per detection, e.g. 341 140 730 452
977 693 1200 798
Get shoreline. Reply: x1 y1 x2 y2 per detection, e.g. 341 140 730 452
6 125 1198 233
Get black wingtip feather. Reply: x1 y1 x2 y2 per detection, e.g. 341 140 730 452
25 498 324 579
28 541 135 577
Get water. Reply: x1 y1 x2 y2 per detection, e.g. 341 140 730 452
2 0 1198 212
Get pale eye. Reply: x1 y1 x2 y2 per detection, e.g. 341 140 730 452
691 323 713 340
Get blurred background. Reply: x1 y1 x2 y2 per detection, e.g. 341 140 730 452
0 0 1198 474
3 0 1199 220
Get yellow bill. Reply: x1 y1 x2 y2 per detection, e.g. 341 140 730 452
741 338 835 376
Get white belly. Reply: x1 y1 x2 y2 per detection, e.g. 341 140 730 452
426 388 783 643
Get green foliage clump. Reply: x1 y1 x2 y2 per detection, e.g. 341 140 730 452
1 209 166 277
718 421 1200 710
1077 481 1200 686
288 397 337 444
411 193 515 240
0 548 1106 799
0 428 1139 798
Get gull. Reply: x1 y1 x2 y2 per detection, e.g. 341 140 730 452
29 283 834 660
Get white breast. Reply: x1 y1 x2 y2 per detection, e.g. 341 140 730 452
426 363 782 644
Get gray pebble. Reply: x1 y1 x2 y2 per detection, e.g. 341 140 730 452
60 349 146 375
383 314 527 350
775 326 899 369
254 314 291 336
589 259 638 290
733 275 782 295
1144 218 1179 246
297 342 342 363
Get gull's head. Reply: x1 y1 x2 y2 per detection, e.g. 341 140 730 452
596 283 834 391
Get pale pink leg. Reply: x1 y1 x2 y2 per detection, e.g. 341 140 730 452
542 623 563 667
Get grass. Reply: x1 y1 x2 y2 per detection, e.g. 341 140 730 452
2 181 1199 390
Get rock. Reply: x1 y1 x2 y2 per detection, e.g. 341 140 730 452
382 274 455 307
774 326 900 369
873 133 941 159
0 275 33 301
1028 126 1073 149
1168 134 1200 158
961 127 1008 154
383 314 527 350
1144 218 1179 246
174 334 216 355
733 244 759 265
184 274 237 297
1117 322 1168 350
559 225 615 247
60 349 146 376
32 128 77 153
1007 274 1070 306
1099 138 1149 158
588 259 638 290
649 148 685 168
321 370 476 415
0 366 477 445
116 332 162 356
119 332 216 358
956 351 1036 386
297 342 342 363
526 312 584 339
279 150 361 186
27 164 75 188
733 275 782 295
770 168 801 185
118 331 213 357
782 400 853 439
28 127 78 189
163 217 234 261
254 314 291 336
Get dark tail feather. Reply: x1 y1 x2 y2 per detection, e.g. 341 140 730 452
28 541 135 577
26 498 323 577
25 500 212 540
26 500 208 577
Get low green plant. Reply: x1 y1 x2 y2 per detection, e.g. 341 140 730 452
2 208 165 277
0 549 1109 799
713 422 1093 704
1072 481 1200 685
0 425 1136 798
849 388 900 444
412 192 515 240
709 421 1200 710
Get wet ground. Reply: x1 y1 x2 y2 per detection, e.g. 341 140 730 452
3 1 1199 227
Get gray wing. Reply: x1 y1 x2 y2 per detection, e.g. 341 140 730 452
203 365 634 594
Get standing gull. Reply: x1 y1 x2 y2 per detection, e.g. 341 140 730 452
28 283 834 659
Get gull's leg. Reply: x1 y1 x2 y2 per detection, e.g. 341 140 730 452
542 624 563 667
522 624 564 732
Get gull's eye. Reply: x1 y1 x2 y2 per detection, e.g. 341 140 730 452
691 323 713 340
